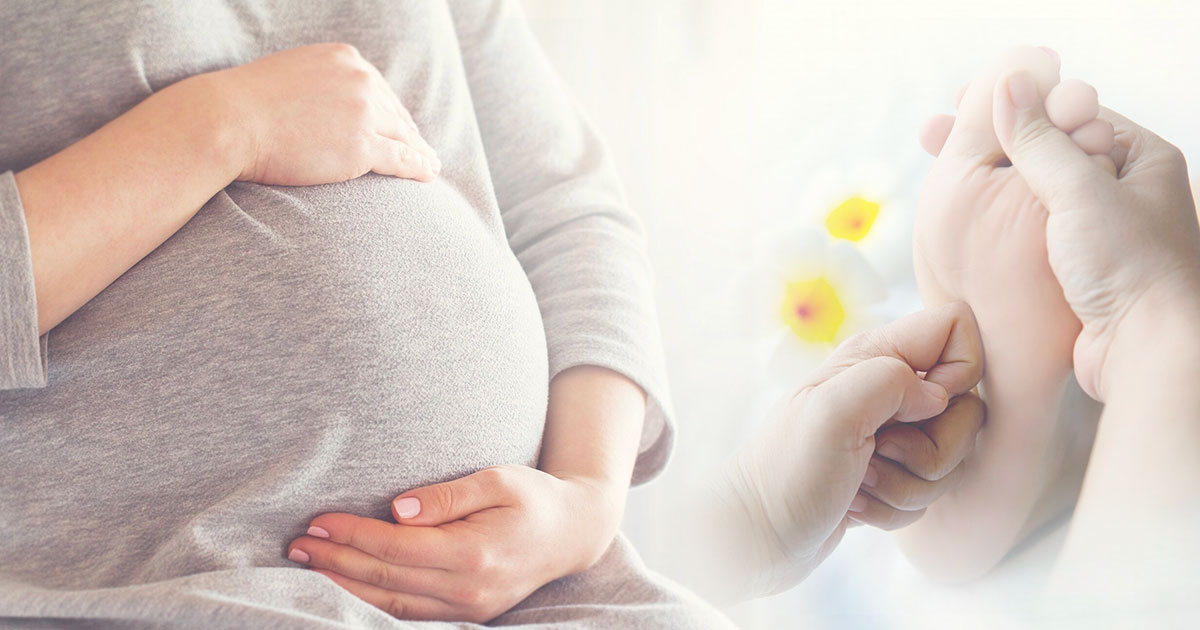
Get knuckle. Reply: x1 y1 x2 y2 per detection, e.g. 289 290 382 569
481 465 518 496
376 535 406 564
347 95 372 118
384 595 408 619
365 561 397 588
1014 118 1061 150
909 435 944 481
453 586 486 608
329 42 361 59
427 482 456 517
346 66 373 85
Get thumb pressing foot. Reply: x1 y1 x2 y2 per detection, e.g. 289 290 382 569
992 70 1117 210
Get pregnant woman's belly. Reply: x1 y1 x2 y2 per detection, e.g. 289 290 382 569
0 175 549 589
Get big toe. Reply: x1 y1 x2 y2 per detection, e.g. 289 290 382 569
941 46 1061 166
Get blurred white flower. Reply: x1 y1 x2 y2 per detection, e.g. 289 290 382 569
750 227 887 386
790 161 915 287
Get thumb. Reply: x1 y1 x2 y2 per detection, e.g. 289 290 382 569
994 70 1112 211
811 356 950 443
391 467 510 525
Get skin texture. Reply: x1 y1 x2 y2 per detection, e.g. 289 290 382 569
17 43 438 335
287 366 647 623
989 72 1200 618
900 47 1116 582
691 303 985 601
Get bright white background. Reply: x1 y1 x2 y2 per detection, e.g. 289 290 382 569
523 1 1200 628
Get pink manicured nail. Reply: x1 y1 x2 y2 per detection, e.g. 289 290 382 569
862 463 879 488
877 440 904 463
1006 72 1039 110
288 548 310 564
307 526 330 539
393 497 421 519
848 494 868 513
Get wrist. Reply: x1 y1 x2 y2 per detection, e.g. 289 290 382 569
166 71 254 185
1102 276 1200 399
552 473 627 571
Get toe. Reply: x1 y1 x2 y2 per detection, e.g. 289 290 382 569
941 46 1061 167
1045 79 1100 133
918 114 956 157
1069 118 1116 155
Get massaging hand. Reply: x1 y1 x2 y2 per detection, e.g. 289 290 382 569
719 303 985 597
993 74 1200 400
287 465 618 623
209 43 441 185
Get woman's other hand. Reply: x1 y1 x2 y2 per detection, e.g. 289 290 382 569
286 465 619 623
211 43 441 186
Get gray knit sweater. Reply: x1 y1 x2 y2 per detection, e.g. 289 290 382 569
0 1 730 627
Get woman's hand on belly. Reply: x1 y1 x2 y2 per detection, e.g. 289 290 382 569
285 464 620 623
217 43 441 185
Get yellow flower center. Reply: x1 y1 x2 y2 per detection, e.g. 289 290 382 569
825 196 880 242
780 276 845 344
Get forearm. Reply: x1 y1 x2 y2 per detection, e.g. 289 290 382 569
17 73 242 333
1049 290 1200 605
537 365 647 530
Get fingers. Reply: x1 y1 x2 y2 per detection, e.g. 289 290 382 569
875 392 985 482
809 356 949 443
918 114 956 157
310 569 468 622
993 70 1116 211
827 301 984 397
846 491 926 531
288 536 449 598
383 88 440 166
860 453 965 513
391 466 516 526
305 513 450 568
371 136 438 182
365 70 440 179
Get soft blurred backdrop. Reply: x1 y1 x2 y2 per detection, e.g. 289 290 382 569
521 1 1200 627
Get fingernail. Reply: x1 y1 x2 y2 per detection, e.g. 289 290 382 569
877 440 904 463
393 497 421 519
921 379 948 403
1006 72 1039 110
431 156 442 173
862 462 879 489
848 493 868 513
288 548 310 564
1038 46 1061 67
307 526 330 539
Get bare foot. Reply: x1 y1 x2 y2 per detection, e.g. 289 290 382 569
897 47 1112 581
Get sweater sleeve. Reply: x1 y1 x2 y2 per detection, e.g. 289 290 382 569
0 170 48 390
448 0 674 485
